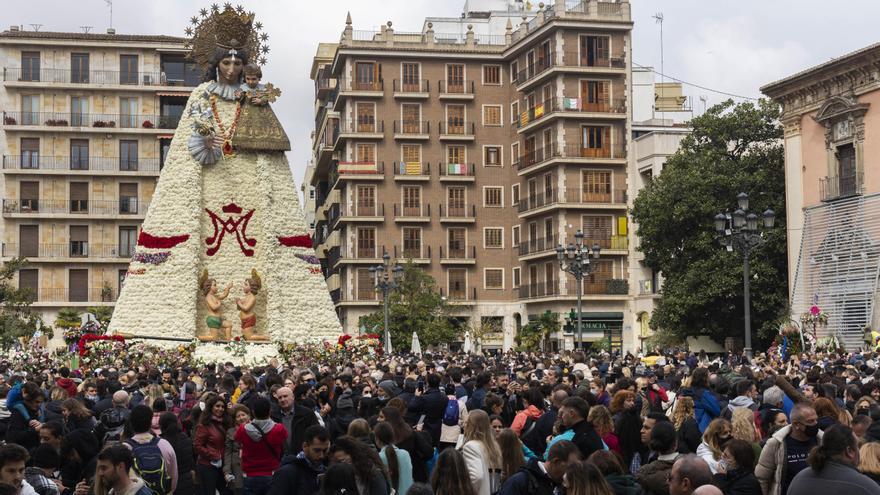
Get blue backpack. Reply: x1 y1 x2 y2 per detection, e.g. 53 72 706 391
442 397 460 426
126 437 171 495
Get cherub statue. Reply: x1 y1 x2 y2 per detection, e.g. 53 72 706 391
236 269 267 341
199 269 233 341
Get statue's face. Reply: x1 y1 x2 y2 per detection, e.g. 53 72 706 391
244 74 260 88
218 56 243 84
244 280 252 294
210 280 217 294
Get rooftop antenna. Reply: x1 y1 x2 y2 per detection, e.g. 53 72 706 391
104 0 113 29
651 12 664 118
80 26 93 34
29 24 42 32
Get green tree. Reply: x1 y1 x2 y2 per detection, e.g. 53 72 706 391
359 263 457 350
0 258 45 349
516 311 560 351
86 306 114 326
630 99 788 346
55 308 84 329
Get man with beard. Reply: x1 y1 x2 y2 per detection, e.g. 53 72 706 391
83 445 150 495
0 444 37 495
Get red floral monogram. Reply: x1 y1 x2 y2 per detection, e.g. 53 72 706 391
205 203 257 257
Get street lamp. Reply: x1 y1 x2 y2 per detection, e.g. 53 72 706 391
557 230 601 349
369 252 404 353
714 192 775 360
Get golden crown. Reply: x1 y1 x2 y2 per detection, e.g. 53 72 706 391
184 3 270 69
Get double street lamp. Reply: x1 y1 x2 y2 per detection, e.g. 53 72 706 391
714 192 775 360
370 252 404 354
557 230 601 349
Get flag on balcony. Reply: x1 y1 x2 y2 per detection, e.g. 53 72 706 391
535 103 545 118
405 161 422 175
447 163 462 175
520 111 529 127
564 97 580 110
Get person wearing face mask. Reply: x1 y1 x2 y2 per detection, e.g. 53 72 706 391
712 439 762 495
756 403 823 495
695 418 731 474
590 378 611 408
788 424 880 495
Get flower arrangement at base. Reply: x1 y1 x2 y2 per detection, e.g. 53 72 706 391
223 336 248 358
800 305 829 334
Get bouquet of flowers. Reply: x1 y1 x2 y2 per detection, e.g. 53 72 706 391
223 336 248 358
63 327 83 347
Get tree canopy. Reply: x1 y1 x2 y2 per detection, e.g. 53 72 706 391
630 99 788 346
0 258 47 349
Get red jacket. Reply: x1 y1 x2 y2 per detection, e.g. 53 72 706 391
234 422 288 476
194 418 227 465
55 377 78 398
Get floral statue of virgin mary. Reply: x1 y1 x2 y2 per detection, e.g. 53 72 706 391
109 5 341 343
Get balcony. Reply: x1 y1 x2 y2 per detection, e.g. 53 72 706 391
439 204 476 223
336 203 386 225
564 188 627 208
583 235 629 252
518 281 560 299
393 244 431 264
439 245 476 264
514 142 627 174
820 173 863 202
393 203 431 222
2 111 179 132
515 57 556 91
438 80 475 100
518 278 629 300
562 50 627 71
329 161 385 187
23 287 118 305
518 235 558 257
518 190 558 214
332 245 387 266
2 243 130 260
392 162 431 180
438 163 475 181
2 155 161 174
440 286 477 304
392 79 430 98
438 122 476 141
315 77 336 97
2 67 199 89
337 120 384 144
515 97 626 133
334 79 384 109
393 120 430 140
2 198 148 217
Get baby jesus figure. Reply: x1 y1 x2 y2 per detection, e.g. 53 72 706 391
238 64 280 106
231 64 288 152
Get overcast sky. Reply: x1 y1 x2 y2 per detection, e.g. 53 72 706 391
7 0 880 188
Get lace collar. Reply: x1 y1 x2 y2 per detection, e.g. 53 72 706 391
205 81 239 101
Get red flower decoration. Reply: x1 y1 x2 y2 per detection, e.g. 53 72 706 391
77 334 125 356
338 334 353 346
810 305 821 316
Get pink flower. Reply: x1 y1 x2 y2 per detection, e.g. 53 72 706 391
810 305 820 316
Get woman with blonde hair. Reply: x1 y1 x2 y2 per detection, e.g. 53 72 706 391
731 408 762 460
459 409 502 495
858 442 880 484
587 405 619 454
672 396 701 454
696 417 731 474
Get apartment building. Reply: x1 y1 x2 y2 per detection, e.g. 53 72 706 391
309 0 634 351
0 27 197 324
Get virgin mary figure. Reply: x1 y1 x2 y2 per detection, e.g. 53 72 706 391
109 5 341 343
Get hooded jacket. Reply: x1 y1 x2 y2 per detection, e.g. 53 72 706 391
510 405 543 436
55 377 78 398
637 457 677 495
234 420 288 476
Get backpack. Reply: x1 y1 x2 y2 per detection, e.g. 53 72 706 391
102 424 125 446
126 436 171 495
520 416 543 457
442 397 460 427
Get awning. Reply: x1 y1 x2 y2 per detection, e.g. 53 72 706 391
156 91 190 97
156 134 173 139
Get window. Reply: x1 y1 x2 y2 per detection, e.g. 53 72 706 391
70 96 88 126
447 187 466 217
511 142 520 166
402 227 422 258
356 143 376 163
526 51 535 78
356 185 376 216
357 268 376 300
21 51 40 81
401 103 421 133
119 55 138 85
20 138 39 169
583 215 612 246
70 182 89 213
484 187 502 207
120 140 138 171
446 105 465 134
483 65 501 85
512 226 520 247
309 189 315 199
447 145 465 166
484 227 503 248
446 64 464 93
402 186 421 216
510 61 519 83
484 269 504 289
119 227 137 257
160 54 200 86
582 171 612 203
581 80 610 111
119 183 138 214
401 144 421 174
70 225 89 257
70 140 89 170
582 126 610 157
511 184 520 206
71 53 89 83
19 225 38 258
483 105 501 126
484 146 501 167
512 267 521 288
448 268 467 299
21 95 39 125
120 97 138 128
836 143 858 196
356 227 376 258
537 41 551 70
18 269 38 294
355 103 375 133
354 61 379 90
511 100 520 124
401 62 420 92
20 182 39 212
69 269 89 302
580 35 610 67
448 228 466 258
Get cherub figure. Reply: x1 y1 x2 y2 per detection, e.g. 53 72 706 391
236 269 267 341
199 269 233 341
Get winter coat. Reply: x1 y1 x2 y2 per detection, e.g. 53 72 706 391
677 417 702 454
266 454 323 495
713 468 763 495
692 388 721 433
461 440 500 495
223 426 243 489
406 387 448 445
161 433 195 495
605 473 644 495
569 419 605 460
6 405 40 451
788 461 880 495
55 377 78 398
498 458 557 495
755 424 824 495
510 405 543 436
193 417 226 466
637 458 677 495
397 430 433 483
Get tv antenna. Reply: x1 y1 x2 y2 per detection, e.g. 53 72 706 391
104 0 113 29
651 12 664 117
29 24 42 32
80 26 93 34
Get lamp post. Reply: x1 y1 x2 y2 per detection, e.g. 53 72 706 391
557 230 601 349
714 192 775 360
370 253 404 354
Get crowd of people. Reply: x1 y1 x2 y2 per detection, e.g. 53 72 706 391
0 347 877 495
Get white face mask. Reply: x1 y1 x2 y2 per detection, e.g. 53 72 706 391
199 402 206 411
590 388 599 396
